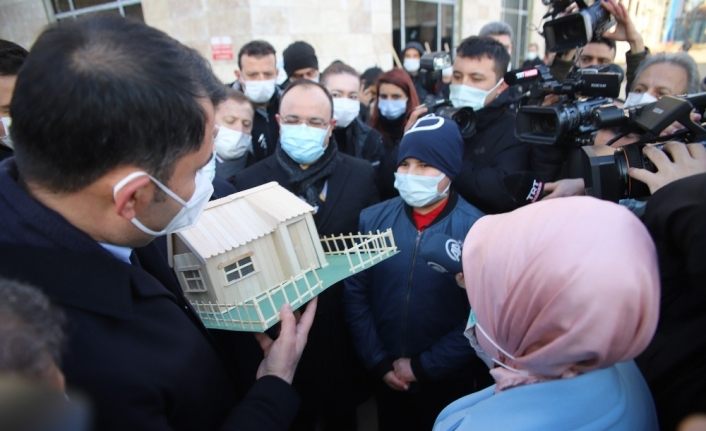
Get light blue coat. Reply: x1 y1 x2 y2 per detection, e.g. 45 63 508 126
433 361 658 431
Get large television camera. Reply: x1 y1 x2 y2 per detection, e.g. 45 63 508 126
510 63 624 146
417 51 477 139
581 94 706 201
542 0 615 52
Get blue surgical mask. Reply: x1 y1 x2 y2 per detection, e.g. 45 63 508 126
280 124 329 164
623 91 658 109
378 99 408 120
203 152 217 183
449 80 502 111
394 172 449 207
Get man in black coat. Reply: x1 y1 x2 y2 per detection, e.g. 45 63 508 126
234 80 379 431
447 36 530 214
0 17 316 431
230 40 282 162
629 143 706 430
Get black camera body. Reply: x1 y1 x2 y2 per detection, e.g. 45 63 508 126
511 64 623 146
581 94 706 201
543 0 616 52
418 51 477 139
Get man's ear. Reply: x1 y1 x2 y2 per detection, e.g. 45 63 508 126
113 174 152 221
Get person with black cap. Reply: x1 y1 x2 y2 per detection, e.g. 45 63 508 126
283 41 320 84
402 41 429 100
344 115 492 431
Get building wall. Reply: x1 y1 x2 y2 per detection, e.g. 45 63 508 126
0 0 50 50
458 0 503 41
141 0 395 83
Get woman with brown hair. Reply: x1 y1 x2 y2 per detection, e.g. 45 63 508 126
370 68 420 199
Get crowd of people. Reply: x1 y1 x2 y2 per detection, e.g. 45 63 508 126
0 0 705 430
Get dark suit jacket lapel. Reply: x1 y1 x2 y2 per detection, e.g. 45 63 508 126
315 156 351 230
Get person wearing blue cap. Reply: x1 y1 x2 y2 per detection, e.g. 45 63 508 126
343 115 491 431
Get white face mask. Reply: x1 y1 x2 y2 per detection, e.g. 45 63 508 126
112 165 214 237
624 91 658 108
449 79 503 111
333 98 360 128
442 66 453 79
393 172 449 208
526 51 539 61
378 99 408 120
0 116 13 149
242 79 276 104
310 74 320 84
403 58 421 73
464 310 530 376
215 126 252 160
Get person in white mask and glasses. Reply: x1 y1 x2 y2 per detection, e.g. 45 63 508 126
321 61 385 170
231 40 282 163
213 88 255 181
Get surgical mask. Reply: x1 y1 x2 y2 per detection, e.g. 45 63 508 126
203 152 217 183
242 79 276 104
333 98 360 128
378 99 407 120
112 165 214 237
280 124 329 164
0 116 12 149
394 172 449 208
449 79 503 111
526 51 539 61
403 58 421 73
464 309 530 376
624 91 658 108
215 126 252 160
309 74 320 84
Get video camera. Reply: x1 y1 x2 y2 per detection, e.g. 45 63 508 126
510 63 624 146
418 51 477 139
581 94 706 201
542 0 615 52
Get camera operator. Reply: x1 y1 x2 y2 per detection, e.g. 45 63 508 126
543 52 701 202
410 36 529 214
627 142 706 431
550 0 647 91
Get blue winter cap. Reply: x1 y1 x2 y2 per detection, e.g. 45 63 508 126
397 115 464 179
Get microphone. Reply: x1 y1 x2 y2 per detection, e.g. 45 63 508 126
420 233 463 274
503 172 545 206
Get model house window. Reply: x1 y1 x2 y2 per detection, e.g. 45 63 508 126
181 269 207 293
224 256 256 283
49 0 144 22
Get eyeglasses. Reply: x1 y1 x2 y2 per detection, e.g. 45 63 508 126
280 115 330 129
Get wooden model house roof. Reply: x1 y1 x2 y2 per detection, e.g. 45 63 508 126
177 182 315 259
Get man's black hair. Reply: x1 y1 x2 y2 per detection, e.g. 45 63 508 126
237 40 276 70
360 66 383 89
10 16 213 193
280 80 334 119
0 40 28 76
590 36 617 52
456 36 511 81
0 278 65 383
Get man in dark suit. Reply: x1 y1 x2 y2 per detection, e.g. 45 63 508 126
0 16 316 431
234 80 378 431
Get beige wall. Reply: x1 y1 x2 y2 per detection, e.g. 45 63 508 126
142 0 394 84
458 0 503 41
0 0 51 50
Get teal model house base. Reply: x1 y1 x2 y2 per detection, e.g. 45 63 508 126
168 182 398 332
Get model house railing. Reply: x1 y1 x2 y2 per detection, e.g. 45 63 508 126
319 228 397 273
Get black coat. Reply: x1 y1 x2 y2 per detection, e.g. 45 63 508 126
333 118 385 169
234 152 379 236
229 82 282 163
636 173 706 431
454 105 530 214
0 160 299 431
233 151 379 429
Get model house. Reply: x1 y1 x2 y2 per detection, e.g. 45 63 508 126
168 182 327 307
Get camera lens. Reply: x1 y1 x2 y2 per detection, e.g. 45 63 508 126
614 144 652 199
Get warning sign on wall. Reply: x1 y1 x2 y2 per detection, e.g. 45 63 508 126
211 36 234 61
